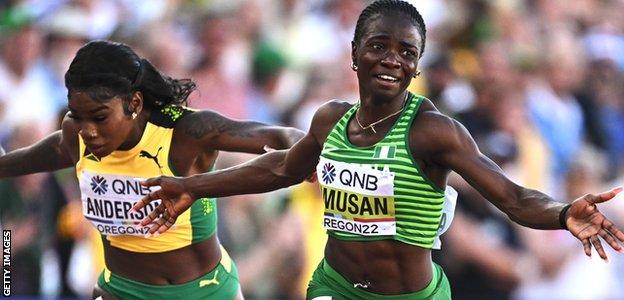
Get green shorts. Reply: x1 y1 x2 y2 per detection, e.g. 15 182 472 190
96 247 240 300
306 259 451 300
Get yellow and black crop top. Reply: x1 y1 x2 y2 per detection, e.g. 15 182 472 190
76 105 217 253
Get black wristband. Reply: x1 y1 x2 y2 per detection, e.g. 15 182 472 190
559 204 572 230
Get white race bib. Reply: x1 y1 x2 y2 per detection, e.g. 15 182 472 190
79 171 160 236
317 157 396 236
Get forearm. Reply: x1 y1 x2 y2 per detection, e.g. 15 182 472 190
504 187 567 230
184 150 305 198
0 131 72 178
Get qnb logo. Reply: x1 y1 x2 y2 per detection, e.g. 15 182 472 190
90 175 108 195
321 163 336 184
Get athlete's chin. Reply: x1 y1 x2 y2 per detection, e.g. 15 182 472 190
370 89 403 102
88 145 112 158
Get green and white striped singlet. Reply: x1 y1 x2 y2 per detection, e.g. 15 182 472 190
317 93 446 248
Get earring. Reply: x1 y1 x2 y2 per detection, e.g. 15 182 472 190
413 70 421 78
351 62 358 71
132 112 138 120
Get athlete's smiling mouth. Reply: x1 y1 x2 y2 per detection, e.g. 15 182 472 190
375 74 400 82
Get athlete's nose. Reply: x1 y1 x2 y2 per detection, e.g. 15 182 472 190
79 124 98 140
380 50 401 69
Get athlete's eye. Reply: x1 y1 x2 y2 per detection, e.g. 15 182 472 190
93 116 107 123
402 49 416 57
371 43 384 50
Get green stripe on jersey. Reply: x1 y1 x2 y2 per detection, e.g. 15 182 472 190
320 93 445 248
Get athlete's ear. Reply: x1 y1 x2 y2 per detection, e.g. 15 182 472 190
129 91 144 116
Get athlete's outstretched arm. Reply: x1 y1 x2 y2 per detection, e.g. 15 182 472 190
131 101 346 235
0 130 74 178
178 110 305 153
422 111 623 260
132 133 320 235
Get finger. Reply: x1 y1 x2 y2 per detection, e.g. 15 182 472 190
164 205 179 220
159 217 176 234
587 187 623 204
590 235 608 261
598 229 622 251
145 221 160 238
131 191 161 213
146 217 166 237
139 204 165 227
139 176 163 187
582 239 592 257
603 219 624 243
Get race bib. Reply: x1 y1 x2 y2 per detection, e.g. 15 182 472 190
317 157 396 236
79 170 160 236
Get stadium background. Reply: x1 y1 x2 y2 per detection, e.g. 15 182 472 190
1 0 624 298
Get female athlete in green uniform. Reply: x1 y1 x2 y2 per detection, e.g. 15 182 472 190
0 40 304 299
133 1 624 299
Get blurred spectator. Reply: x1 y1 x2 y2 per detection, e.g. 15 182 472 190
190 11 251 119
525 41 585 198
0 23 58 136
247 41 288 124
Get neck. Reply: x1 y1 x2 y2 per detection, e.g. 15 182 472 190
118 111 150 151
355 92 409 134
358 92 409 119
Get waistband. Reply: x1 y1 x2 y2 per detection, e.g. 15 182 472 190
322 259 443 299
102 244 234 289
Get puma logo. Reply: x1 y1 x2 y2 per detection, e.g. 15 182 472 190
199 270 220 287
139 147 163 170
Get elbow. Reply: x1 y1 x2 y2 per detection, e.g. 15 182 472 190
267 168 305 189
281 128 305 148
265 153 305 187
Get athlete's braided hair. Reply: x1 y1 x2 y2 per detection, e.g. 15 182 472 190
353 0 426 56
65 40 195 112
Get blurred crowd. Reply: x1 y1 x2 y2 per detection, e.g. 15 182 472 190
1 0 624 299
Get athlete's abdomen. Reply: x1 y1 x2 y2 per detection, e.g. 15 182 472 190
103 235 222 284
324 236 433 294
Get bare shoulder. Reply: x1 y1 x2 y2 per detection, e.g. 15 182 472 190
414 98 456 131
311 99 353 129
411 98 473 154
173 109 225 141
309 99 354 141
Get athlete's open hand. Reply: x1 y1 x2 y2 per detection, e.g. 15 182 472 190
565 187 624 261
130 176 195 236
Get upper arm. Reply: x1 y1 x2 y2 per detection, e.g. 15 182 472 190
276 100 352 180
423 113 521 210
0 123 76 178
176 110 303 154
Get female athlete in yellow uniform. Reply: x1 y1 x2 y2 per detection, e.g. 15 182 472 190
0 40 304 299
